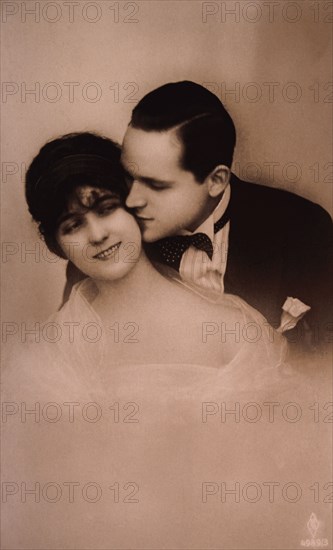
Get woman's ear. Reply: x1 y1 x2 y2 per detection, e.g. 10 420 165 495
205 165 230 198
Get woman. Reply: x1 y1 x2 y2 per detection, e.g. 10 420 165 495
2 133 331 549
22 131 287 372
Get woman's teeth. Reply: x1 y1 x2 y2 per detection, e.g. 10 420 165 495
95 242 121 259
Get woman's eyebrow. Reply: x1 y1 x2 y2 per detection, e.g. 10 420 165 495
57 211 81 225
58 194 120 223
92 194 121 206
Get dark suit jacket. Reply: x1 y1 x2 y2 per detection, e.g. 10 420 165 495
64 175 333 343
218 175 332 341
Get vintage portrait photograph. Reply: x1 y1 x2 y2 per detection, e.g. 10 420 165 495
1 0 332 548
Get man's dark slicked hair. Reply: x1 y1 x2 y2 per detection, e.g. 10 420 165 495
130 81 236 182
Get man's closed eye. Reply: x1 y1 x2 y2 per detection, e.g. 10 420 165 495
146 181 169 191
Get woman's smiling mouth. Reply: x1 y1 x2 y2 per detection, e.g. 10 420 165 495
93 242 121 260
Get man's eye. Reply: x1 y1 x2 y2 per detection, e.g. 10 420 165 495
148 182 168 191
124 174 134 188
123 171 134 189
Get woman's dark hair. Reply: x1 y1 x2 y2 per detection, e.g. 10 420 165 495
130 81 236 182
25 132 128 258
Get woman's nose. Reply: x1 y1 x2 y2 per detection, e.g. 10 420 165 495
125 180 147 209
87 215 108 245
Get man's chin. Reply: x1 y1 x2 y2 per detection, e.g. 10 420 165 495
142 234 159 243
142 229 165 243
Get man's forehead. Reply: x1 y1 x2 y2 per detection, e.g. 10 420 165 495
121 126 182 175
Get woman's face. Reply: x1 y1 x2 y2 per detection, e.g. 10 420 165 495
56 185 142 281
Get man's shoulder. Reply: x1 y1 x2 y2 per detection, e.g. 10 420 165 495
230 174 332 224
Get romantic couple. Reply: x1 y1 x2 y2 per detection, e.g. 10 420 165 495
31 80 332 356
3 81 332 549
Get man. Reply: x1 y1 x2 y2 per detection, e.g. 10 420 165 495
66 81 332 344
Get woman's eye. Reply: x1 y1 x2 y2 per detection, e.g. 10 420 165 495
97 201 119 215
60 219 82 235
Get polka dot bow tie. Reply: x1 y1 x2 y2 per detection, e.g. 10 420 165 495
155 233 213 271
150 204 231 272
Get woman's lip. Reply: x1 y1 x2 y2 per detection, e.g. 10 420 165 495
137 216 154 221
93 242 121 259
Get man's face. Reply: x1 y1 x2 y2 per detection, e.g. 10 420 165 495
121 126 213 242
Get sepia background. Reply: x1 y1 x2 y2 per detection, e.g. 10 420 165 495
1 0 332 323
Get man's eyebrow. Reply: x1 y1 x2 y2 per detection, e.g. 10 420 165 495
124 171 172 186
122 165 173 186
122 167 135 179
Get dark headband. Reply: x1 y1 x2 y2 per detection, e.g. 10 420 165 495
34 153 125 192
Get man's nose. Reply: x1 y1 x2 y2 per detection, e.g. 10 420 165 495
125 180 147 209
87 216 108 245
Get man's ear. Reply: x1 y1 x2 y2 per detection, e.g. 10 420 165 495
205 165 230 197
